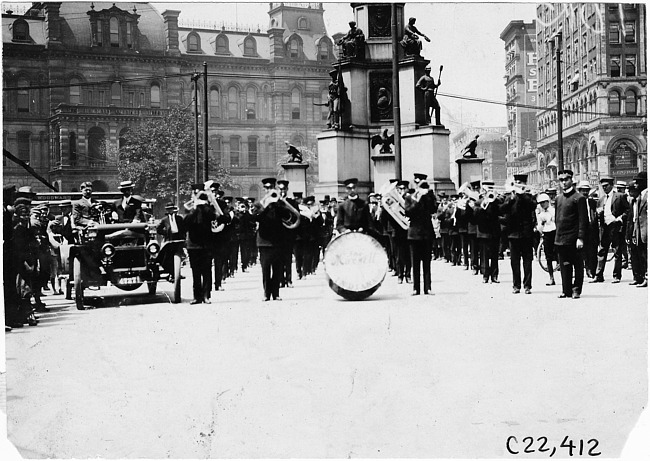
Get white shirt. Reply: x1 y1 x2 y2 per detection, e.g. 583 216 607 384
536 205 556 232
603 192 616 225
169 214 178 234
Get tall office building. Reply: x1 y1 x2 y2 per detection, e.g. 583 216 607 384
3 2 335 199
535 3 646 188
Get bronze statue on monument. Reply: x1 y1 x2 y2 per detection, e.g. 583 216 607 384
315 67 351 131
371 129 395 154
400 17 430 57
337 21 366 60
415 65 443 126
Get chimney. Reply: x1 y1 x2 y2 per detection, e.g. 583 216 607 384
44 2 62 47
162 10 181 55
268 27 285 61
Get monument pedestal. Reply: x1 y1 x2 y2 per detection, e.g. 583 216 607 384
371 153 395 189
401 124 455 194
455 158 485 187
281 162 308 196
315 129 372 198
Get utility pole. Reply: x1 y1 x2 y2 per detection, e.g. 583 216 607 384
176 145 180 206
391 3 402 179
555 32 563 171
192 73 199 183
202 62 209 182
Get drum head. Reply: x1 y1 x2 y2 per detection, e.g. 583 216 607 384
323 232 388 300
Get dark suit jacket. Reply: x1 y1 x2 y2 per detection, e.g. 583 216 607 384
113 196 145 223
72 197 98 227
554 187 588 246
404 192 435 241
629 191 647 244
336 196 369 233
157 214 187 241
499 193 537 240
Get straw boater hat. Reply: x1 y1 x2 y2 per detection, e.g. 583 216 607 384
118 180 135 190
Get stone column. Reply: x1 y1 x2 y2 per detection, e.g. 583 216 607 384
371 153 395 189
281 163 309 196
455 158 485 188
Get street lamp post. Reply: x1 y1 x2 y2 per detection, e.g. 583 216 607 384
554 32 564 172
202 62 209 182
192 73 200 183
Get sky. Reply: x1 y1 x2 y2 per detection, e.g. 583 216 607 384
151 2 538 129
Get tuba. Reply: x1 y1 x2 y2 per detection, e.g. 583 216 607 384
260 190 301 229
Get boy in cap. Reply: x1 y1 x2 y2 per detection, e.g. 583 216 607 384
593 175 629 283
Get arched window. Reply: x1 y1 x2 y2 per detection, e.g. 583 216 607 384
150 83 161 108
246 87 256 120
318 40 330 60
298 17 308 30
625 89 637 115
210 135 222 164
228 87 239 119
118 127 129 150
291 88 300 120
110 17 119 47
111 82 121 105
69 78 81 104
289 38 300 58
17 78 29 112
608 91 620 115
87 126 106 162
215 35 228 54
69 132 77 165
229 136 240 167
210 88 221 118
248 136 258 167
188 32 200 52
17 131 31 162
12 19 29 41
244 37 256 56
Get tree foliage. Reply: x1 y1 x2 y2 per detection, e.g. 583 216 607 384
118 106 232 203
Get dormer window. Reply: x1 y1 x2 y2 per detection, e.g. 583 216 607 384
289 39 299 58
12 19 29 41
298 17 309 30
94 19 103 46
215 34 229 54
126 22 133 48
244 37 257 56
110 17 119 47
186 31 202 53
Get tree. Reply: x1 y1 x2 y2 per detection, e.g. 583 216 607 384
118 106 232 203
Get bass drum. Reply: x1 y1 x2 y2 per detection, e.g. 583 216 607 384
323 232 389 301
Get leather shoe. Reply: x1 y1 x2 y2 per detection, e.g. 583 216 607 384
34 305 50 313
629 281 639 285
491 278 500 284
512 288 520 294
263 297 270 302
190 299 202 305
483 279 489 284
637 280 648 288
589 277 604 283
611 278 621 284
524 288 532 294
273 297 282 301
423 290 432 295
558 293 568 298
546 280 556 286
572 292 580 299
411 291 420 296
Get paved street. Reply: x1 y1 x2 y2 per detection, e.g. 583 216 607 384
3 255 648 458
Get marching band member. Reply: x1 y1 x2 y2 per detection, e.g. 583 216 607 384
206 182 230 293
404 181 437 295
277 180 296 286
392 181 411 283
474 184 501 283
499 174 537 294
336 178 370 234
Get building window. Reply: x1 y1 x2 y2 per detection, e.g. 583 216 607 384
150 84 161 108
17 131 30 162
248 136 258 167
69 78 81 104
289 39 300 58
244 37 256 56
610 55 621 78
94 19 103 46
126 22 133 48
87 126 106 161
608 91 620 116
12 19 29 41
228 87 239 119
291 88 300 120
229 136 240 167
188 33 200 52
69 132 77 165
625 55 636 76
111 82 121 105
211 135 222 164
215 35 228 54
609 24 619 44
624 21 636 43
625 90 637 115
99 90 106 106
246 87 256 120
298 17 308 30
127 91 135 107
210 89 221 118
17 79 29 113
319 40 330 60
110 17 119 47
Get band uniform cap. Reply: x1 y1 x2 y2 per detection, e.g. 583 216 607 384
413 173 428 181
470 180 481 189
223 196 233 203
577 180 591 190
397 180 409 188
633 171 647 181
599 175 614 183
118 180 135 190
262 177 277 188
235 197 245 203
482 180 495 186
439 192 448 197
450 194 459 199
408 188 416 194
329 196 338 202
209 182 221 190
513 174 528 183
545 187 557 193
557 169 574 177
329 69 338 77
349 20 356 26
425 65 431 71
277 180 289 188
536 193 550 203
191 183 204 190
343 178 358 187
304 196 315 203
419 181 430 189
368 192 377 198
293 192 303 198
388 178 399 184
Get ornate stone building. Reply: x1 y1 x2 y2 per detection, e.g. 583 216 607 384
2 2 335 198
535 3 647 189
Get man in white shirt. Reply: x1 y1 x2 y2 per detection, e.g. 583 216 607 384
593 176 629 283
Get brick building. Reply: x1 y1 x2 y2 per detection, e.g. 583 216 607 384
2 2 335 199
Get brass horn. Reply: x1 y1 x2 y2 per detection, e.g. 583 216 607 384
277 197 301 229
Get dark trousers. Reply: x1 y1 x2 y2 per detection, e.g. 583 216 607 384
282 244 293 284
509 238 533 289
409 239 432 293
630 241 647 283
450 233 461 265
583 231 598 277
294 240 306 278
596 222 623 280
459 232 469 266
542 230 556 279
241 239 252 270
229 241 239 275
212 244 227 290
468 233 479 270
479 237 499 280
440 232 451 261
556 244 584 296
189 248 212 302
259 246 283 299
395 234 411 280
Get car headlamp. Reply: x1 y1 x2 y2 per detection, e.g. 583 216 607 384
147 242 160 255
101 243 116 257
